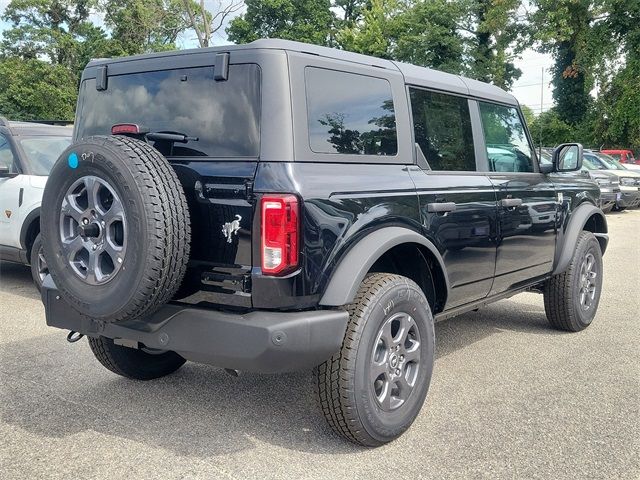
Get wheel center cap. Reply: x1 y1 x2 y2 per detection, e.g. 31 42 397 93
79 222 101 239
389 354 399 368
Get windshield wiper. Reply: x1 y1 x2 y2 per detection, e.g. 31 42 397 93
146 131 199 143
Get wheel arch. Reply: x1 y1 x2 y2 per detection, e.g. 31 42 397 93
319 227 450 312
552 202 608 276
20 207 41 255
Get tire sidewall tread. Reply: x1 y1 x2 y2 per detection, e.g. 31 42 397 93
315 273 435 447
41 135 190 322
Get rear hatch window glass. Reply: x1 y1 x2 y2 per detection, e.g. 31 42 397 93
76 64 261 158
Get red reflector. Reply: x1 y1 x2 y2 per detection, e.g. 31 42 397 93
111 123 143 135
261 195 299 275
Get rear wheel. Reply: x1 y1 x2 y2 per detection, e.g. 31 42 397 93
315 273 435 446
543 231 603 332
88 336 185 380
29 233 47 292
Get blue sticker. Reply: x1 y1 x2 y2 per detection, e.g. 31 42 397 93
68 152 78 169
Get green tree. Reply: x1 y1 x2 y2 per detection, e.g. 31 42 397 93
227 0 334 45
102 0 193 55
181 0 243 48
1 0 111 79
459 0 525 89
521 105 535 128
393 0 466 73
336 0 399 58
530 1 611 125
0 57 77 120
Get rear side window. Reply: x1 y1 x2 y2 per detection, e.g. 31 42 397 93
76 64 261 158
305 67 397 156
409 88 475 171
479 102 535 173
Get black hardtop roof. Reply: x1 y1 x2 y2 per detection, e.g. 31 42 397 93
85 39 518 106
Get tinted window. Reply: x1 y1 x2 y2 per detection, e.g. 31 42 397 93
305 68 397 155
0 134 17 172
608 153 622 161
77 64 261 158
583 153 606 170
479 103 535 173
595 152 626 170
409 88 475 171
19 136 72 175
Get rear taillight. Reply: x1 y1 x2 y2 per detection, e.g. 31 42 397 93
261 195 299 275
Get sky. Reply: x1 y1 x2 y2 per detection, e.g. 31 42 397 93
0 0 553 113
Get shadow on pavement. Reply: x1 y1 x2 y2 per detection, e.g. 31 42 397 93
0 261 40 301
0 289 559 456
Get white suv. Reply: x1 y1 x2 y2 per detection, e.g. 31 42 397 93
0 117 72 289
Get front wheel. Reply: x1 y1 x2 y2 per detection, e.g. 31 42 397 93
543 231 603 332
315 273 435 447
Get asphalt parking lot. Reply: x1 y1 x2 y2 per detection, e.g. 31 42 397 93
1 211 639 480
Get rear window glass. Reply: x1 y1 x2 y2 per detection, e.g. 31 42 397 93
305 67 397 156
76 64 261 158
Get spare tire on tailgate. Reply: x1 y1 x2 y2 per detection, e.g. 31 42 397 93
41 135 190 322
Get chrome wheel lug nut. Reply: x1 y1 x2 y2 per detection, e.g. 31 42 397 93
92 245 97 251
395 368 401 375
400 355 404 361
82 218 89 225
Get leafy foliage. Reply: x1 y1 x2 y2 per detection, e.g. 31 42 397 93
227 0 334 45
0 57 77 120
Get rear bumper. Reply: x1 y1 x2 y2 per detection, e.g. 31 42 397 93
42 277 348 373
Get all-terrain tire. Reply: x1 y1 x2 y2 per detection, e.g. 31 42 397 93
41 136 190 321
88 336 186 380
543 231 603 332
29 233 46 292
315 273 435 447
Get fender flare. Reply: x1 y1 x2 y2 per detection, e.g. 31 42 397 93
552 203 608 276
19 207 41 251
319 226 450 306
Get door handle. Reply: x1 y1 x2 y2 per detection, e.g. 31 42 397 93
427 202 456 213
501 198 523 208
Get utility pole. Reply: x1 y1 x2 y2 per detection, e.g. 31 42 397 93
539 67 544 154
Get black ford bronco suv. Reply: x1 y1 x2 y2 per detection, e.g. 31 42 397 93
40 39 608 447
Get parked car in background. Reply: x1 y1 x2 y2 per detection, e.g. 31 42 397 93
601 149 639 165
586 150 640 210
0 117 73 289
539 149 619 213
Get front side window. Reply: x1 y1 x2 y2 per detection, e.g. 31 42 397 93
0 134 17 172
595 152 626 170
479 102 535 173
76 64 261 158
409 88 475 171
305 67 397 156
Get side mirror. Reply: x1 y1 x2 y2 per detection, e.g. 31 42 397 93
553 143 583 172
0 165 18 178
